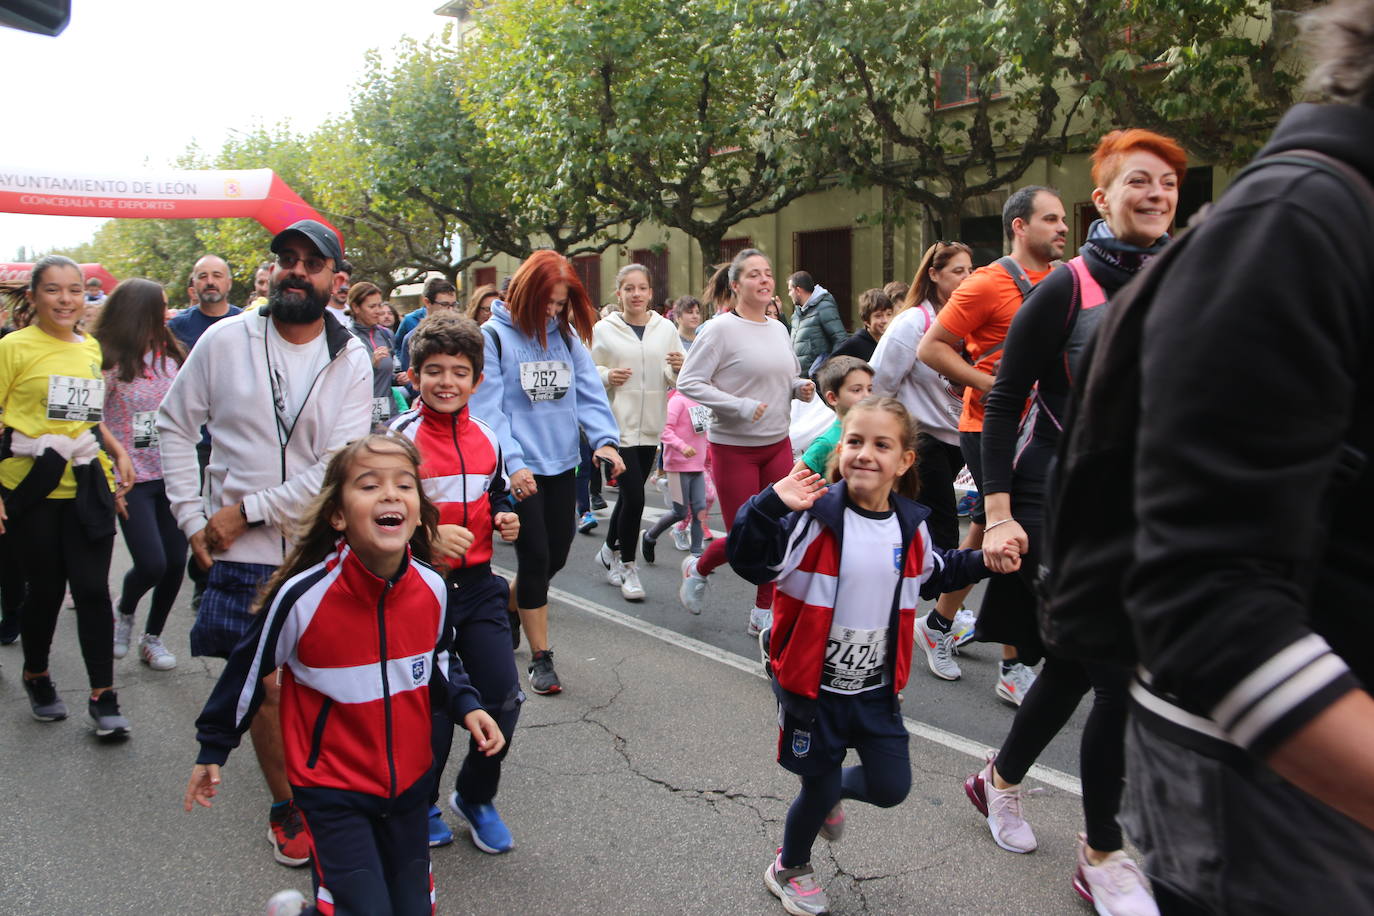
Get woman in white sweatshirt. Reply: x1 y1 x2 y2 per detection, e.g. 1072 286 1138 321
590 264 684 601
674 249 815 634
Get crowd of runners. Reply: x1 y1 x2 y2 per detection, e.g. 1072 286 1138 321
3 4 1374 913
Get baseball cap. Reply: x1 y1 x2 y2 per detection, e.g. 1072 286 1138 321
270 219 343 265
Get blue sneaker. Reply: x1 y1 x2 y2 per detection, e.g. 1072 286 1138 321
449 791 513 854
427 805 453 847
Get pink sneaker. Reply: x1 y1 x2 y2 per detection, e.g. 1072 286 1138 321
1073 835 1159 916
818 802 845 843
964 754 1038 853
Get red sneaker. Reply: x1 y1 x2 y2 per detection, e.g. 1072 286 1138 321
268 801 312 867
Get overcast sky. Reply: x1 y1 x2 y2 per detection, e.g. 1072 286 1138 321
0 0 450 261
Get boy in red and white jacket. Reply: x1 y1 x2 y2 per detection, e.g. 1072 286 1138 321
389 313 523 854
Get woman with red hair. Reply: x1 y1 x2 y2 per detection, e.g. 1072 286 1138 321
963 129 1186 915
469 250 624 696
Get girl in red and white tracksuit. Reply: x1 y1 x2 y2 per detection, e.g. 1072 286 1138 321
185 435 503 916
727 397 997 915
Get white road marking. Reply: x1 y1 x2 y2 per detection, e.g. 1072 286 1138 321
495 563 1083 796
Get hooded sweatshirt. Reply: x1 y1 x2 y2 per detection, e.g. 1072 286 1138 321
468 300 619 477
591 310 683 447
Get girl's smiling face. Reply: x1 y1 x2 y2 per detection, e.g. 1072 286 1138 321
838 406 915 511
330 445 422 578
28 264 85 339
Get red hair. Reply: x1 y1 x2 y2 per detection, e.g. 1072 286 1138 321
1090 129 1188 189
505 250 597 347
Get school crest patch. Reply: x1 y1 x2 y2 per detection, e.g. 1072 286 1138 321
411 657 427 685
791 728 811 758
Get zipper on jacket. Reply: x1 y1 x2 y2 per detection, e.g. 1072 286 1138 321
376 580 398 802
450 412 469 567
304 698 334 768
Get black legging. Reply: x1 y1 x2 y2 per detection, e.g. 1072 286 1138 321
604 445 657 563
117 479 188 637
13 497 115 688
512 470 577 609
994 655 1131 852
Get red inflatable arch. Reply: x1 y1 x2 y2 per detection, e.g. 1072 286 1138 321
0 165 342 247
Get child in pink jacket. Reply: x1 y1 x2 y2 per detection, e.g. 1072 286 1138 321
642 390 711 564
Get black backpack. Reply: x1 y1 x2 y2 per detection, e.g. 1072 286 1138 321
1038 149 1374 665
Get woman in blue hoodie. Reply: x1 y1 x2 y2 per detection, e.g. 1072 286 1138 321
469 250 624 696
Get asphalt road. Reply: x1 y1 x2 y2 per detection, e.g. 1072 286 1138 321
0 482 1099 916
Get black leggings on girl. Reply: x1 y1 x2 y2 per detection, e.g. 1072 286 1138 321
993 656 1131 852
512 470 577 609
117 479 188 636
12 497 115 687
604 445 657 563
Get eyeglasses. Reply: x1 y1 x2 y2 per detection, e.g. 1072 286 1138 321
276 252 331 274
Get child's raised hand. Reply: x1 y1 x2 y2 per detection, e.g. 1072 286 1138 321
494 512 520 542
435 524 474 558
184 763 221 812
772 466 828 511
463 709 506 757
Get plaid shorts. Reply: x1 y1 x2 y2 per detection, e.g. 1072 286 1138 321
189 560 277 659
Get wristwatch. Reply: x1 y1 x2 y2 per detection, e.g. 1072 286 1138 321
239 501 265 529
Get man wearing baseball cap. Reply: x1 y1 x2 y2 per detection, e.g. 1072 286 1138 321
157 218 373 868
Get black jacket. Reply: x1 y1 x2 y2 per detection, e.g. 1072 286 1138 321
1128 103 1374 758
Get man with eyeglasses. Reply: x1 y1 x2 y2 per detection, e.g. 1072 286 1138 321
325 257 354 326
158 219 372 870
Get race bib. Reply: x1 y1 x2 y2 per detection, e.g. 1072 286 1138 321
371 397 391 426
46 375 104 422
519 360 572 402
688 404 713 434
821 625 888 694
132 409 159 449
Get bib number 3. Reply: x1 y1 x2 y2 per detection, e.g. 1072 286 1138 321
47 375 105 422
132 409 159 449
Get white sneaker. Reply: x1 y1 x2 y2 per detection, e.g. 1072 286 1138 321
596 544 624 586
915 614 961 680
113 613 135 659
679 556 708 614
964 755 1038 853
264 889 309 916
671 526 691 552
139 634 177 670
620 563 646 601
996 662 1037 706
1073 835 1159 916
747 606 772 637
951 607 978 649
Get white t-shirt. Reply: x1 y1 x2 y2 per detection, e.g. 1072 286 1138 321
266 320 329 437
821 504 904 695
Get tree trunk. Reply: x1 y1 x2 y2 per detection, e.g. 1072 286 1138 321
881 139 895 284
695 230 727 280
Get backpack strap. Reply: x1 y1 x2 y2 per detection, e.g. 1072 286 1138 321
1233 149 1374 229
996 256 1034 298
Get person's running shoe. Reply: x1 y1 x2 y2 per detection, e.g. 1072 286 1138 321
578 510 599 534
427 805 454 847
596 543 625 587
951 607 978 650
590 493 608 511
0 613 19 645
23 675 67 722
139 634 177 671
964 755 1038 854
450 790 515 854
640 531 657 564
996 662 1037 706
764 850 831 915
112 613 135 659
528 649 562 695
818 802 845 843
268 801 312 867
1073 834 1159 916
748 606 772 638
915 614 961 680
679 556 708 614
759 626 772 679
620 563 646 601
508 610 522 650
264 889 309 916
88 690 130 740
671 526 691 552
